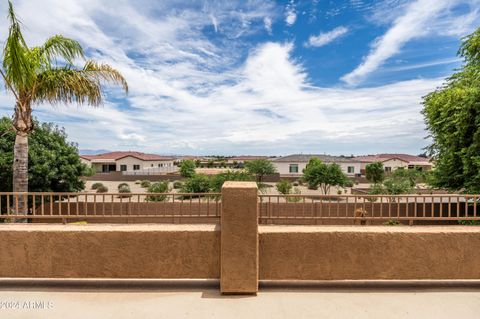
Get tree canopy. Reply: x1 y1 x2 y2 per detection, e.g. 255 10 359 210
244 159 276 183
179 159 196 178
302 157 352 194
422 27 480 193
0 117 88 192
365 161 385 184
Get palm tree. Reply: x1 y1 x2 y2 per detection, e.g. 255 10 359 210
1 1 128 218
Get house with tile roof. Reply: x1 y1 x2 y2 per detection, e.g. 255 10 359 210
80 151 175 173
354 154 433 174
270 153 433 178
270 154 361 177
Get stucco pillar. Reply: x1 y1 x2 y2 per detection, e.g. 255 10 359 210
221 181 258 294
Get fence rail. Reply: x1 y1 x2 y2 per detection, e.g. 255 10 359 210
259 194 480 225
0 192 221 224
2 192 480 225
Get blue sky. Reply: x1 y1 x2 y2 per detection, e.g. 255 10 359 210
0 0 479 156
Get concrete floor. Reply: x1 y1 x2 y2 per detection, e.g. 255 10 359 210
0 283 479 319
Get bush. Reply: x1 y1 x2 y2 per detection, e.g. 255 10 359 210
180 160 196 178
134 180 142 185
276 180 293 195
96 185 108 193
118 183 129 190
146 181 169 201
287 187 302 202
181 174 211 194
292 181 299 186
384 220 400 226
458 220 480 225
140 180 151 188
173 181 183 189
91 182 104 190
118 185 132 197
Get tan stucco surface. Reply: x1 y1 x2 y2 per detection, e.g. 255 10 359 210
0 224 220 279
259 225 480 280
221 182 258 294
1 224 480 283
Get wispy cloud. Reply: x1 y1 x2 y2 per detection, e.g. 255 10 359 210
0 0 461 155
341 0 452 85
341 0 479 86
306 26 349 47
285 0 297 26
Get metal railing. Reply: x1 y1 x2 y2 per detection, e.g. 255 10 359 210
259 194 480 225
0 192 221 224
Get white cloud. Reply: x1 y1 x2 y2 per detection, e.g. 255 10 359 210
341 0 453 86
264 17 273 34
285 1 297 26
306 26 349 47
0 0 445 155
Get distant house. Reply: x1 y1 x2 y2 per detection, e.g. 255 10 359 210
80 151 175 173
271 154 361 178
227 156 269 164
354 154 433 174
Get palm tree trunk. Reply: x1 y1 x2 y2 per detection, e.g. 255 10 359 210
12 131 28 221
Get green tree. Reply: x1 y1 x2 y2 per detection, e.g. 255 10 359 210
365 162 385 184
179 160 196 178
0 117 87 192
368 171 414 196
244 159 276 183
422 27 480 192
0 2 127 216
302 157 351 194
181 174 212 193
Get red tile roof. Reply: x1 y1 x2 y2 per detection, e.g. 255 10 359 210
80 151 174 161
355 154 431 163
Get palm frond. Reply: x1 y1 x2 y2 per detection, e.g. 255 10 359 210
34 61 128 105
2 0 34 92
83 60 128 92
38 35 85 65
34 68 103 106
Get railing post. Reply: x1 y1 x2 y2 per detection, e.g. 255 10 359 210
220 181 258 294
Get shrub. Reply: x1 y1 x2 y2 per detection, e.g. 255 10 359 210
118 183 129 190
276 180 293 195
140 180 151 188
292 181 299 186
458 220 480 225
287 187 302 203
181 174 211 194
118 185 132 197
180 160 196 178
146 181 169 201
134 180 142 185
91 182 104 190
384 219 400 226
173 181 183 189
96 185 108 193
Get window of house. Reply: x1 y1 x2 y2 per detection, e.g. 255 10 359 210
133 165 140 171
151 164 154 167
385 166 392 173
120 165 127 172
347 166 355 174
289 164 299 173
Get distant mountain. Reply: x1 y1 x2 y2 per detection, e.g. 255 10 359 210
79 149 111 155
